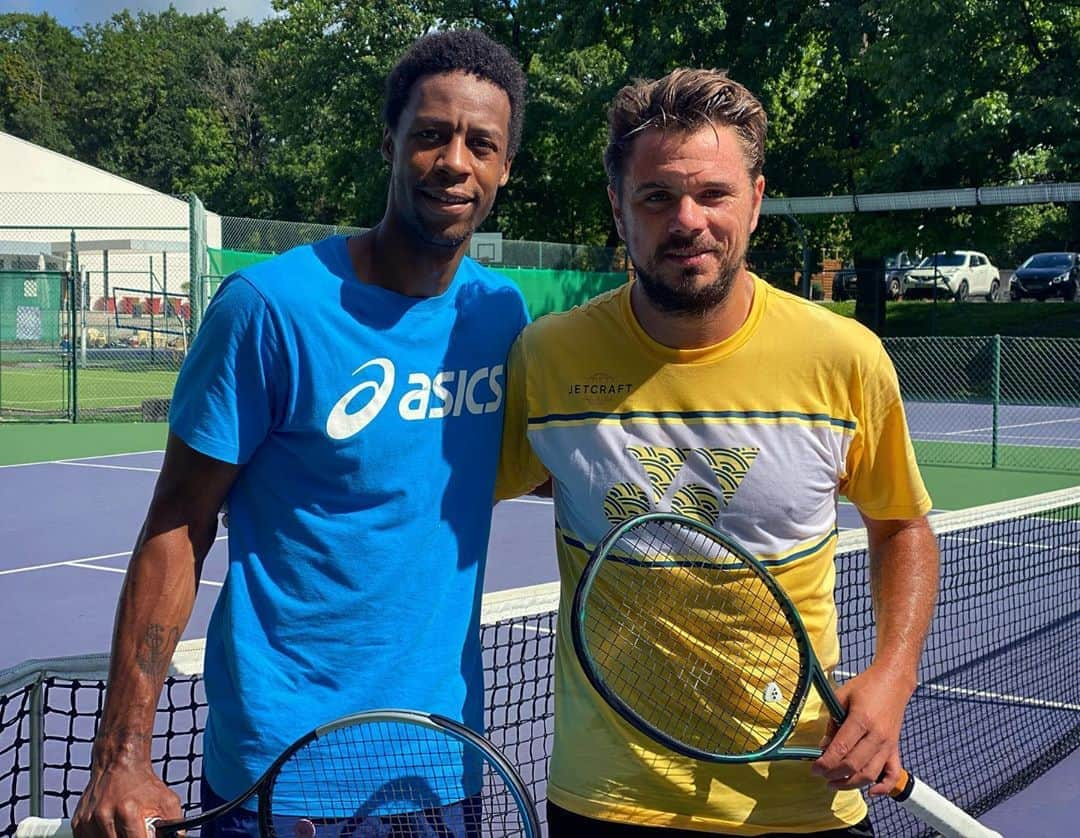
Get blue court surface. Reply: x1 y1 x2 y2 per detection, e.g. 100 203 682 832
1 449 1076 836
906 400 1080 448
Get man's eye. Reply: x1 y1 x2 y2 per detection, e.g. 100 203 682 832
644 192 670 203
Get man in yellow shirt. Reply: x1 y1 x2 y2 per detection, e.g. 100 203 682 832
496 68 939 836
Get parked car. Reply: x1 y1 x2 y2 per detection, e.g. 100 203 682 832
1009 252 1080 301
903 250 1001 301
831 251 917 301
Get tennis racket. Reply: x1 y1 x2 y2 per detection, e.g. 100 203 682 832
570 512 1001 838
16 709 541 838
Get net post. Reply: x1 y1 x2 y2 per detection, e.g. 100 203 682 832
991 333 1001 468
28 672 45 817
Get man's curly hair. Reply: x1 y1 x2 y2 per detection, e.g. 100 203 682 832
384 29 527 158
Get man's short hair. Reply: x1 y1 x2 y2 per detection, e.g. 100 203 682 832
384 29 527 158
604 68 767 191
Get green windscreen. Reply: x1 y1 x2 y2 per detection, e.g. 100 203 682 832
0 271 64 343
205 251 627 320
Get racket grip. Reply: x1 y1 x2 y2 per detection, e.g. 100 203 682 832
16 818 157 838
15 818 69 838
892 772 1003 838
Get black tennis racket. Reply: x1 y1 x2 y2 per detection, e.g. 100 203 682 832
17 709 541 838
570 512 1001 838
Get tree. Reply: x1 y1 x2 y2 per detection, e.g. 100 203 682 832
0 13 81 154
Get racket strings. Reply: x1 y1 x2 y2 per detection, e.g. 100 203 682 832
265 721 529 837
584 520 806 757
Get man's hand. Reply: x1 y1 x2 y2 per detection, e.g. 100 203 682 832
812 662 915 796
72 758 181 838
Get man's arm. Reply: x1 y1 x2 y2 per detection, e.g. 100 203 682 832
812 514 939 795
73 433 240 838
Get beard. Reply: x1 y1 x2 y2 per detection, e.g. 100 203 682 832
632 237 744 316
403 207 473 249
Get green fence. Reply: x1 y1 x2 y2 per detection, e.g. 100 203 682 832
885 336 1080 472
0 269 184 423
202 249 628 321
0 271 69 420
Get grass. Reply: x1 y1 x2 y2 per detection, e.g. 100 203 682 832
820 299 1080 338
0 364 177 418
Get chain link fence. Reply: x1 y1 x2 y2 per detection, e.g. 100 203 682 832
885 336 1080 472
0 193 199 421
4 194 1078 474
201 216 628 320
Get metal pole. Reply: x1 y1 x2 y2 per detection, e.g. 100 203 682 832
784 212 811 299
931 251 939 337
991 334 1001 468
29 674 45 815
69 230 78 422
149 255 156 362
103 249 111 345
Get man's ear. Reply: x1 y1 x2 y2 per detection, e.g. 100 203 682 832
748 174 765 234
608 184 626 241
381 128 394 165
499 154 513 188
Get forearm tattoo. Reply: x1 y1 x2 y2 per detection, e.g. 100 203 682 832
135 623 180 678
94 722 153 749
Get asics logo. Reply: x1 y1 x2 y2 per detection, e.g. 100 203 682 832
326 358 395 439
325 357 504 440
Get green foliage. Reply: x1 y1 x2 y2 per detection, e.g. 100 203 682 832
0 13 81 153
0 1 1075 255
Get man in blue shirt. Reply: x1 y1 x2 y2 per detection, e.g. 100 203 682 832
73 30 529 838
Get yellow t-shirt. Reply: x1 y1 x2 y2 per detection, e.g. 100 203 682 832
496 275 932 834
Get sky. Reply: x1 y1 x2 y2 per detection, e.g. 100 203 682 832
0 0 278 28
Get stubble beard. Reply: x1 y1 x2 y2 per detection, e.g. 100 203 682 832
403 207 473 250
633 245 745 317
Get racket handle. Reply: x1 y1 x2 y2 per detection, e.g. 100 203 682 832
891 771 1003 838
16 818 157 838
15 819 70 838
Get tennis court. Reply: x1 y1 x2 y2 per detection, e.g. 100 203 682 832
0 443 1077 837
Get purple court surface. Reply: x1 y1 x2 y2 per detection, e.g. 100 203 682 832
0 449 1074 835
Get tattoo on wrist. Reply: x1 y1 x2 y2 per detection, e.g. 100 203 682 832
95 723 153 749
135 624 180 678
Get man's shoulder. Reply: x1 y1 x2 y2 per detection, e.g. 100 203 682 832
759 279 882 357
520 284 626 347
455 258 529 306
232 238 344 298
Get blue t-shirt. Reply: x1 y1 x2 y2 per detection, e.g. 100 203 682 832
169 236 529 807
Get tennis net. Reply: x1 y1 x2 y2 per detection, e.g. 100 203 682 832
2 487 1078 837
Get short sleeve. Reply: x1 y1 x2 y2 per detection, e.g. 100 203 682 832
168 275 286 465
494 334 549 500
840 344 932 519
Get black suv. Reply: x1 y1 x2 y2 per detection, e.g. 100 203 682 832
831 251 917 301
1010 252 1080 301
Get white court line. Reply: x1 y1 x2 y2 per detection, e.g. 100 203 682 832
837 669 1080 712
0 450 164 470
507 496 553 506
0 536 227 576
55 461 160 474
933 415 1080 438
73 564 224 587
